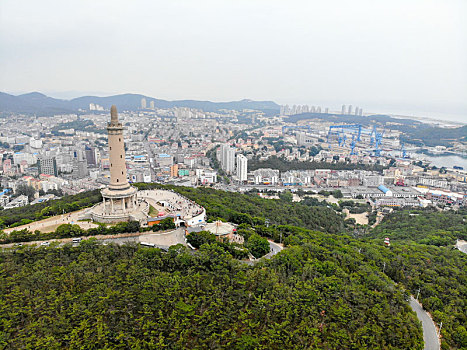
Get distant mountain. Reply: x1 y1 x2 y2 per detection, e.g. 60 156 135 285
0 92 280 116
0 92 75 115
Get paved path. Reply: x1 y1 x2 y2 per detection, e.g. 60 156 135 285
4 209 98 234
0 229 183 249
136 227 186 247
409 296 440 350
264 240 284 259
456 239 467 254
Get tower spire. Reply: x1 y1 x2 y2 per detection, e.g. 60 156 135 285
110 105 119 125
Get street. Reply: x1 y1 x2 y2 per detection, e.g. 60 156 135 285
264 240 284 259
409 296 440 350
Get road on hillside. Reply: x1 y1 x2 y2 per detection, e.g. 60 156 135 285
264 240 284 259
0 228 186 250
409 296 440 350
103 227 186 248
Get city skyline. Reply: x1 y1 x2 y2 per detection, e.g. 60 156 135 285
1 0 466 123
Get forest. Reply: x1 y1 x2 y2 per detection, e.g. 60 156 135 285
135 183 346 234
1 185 466 348
0 218 175 245
0 189 102 229
1 232 424 349
369 208 467 246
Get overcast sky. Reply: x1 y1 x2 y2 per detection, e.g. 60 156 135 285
1 0 466 121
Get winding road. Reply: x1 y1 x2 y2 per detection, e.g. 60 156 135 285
409 296 440 350
264 240 284 259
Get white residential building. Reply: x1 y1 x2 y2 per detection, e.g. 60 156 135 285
220 144 236 174
236 154 248 182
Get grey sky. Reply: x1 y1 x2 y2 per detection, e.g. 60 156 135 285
1 0 466 121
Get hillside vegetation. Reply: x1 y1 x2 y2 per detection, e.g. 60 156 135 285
1 186 466 348
0 232 423 349
0 190 102 229
369 208 467 246
135 183 345 234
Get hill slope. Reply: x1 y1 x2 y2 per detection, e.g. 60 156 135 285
0 92 280 116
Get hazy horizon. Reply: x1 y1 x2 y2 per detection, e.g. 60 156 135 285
2 89 464 125
1 0 466 123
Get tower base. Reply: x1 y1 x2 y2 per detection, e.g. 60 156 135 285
87 186 149 224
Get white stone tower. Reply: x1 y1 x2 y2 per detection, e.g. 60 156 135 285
89 105 148 223
108 105 129 190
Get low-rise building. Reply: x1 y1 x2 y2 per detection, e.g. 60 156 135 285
4 195 29 209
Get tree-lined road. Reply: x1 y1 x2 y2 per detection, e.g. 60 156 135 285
264 240 284 259
409 296 440 350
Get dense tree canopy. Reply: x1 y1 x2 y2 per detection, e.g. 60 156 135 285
0 232 424 349
369 208 467 246
0 190 102 229
135 184 345 235
1 185 466 349
246 233 269 258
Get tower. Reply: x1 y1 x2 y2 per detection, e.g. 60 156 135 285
89 106 146 223
108 105 129 190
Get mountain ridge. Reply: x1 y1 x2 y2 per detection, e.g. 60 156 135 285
0 91 280 116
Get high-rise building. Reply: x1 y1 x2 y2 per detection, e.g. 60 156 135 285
280 105 291 115
85 146 97 166
72 150 89 179
37 156 58 177
236 154 248 182
220 144 236 174
141 98 147 109
150 100 155 109
341 105 346 114
348 105 353 115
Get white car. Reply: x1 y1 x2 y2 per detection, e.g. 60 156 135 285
40 241 50 247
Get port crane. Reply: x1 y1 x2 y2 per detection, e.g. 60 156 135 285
400 142 407 158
